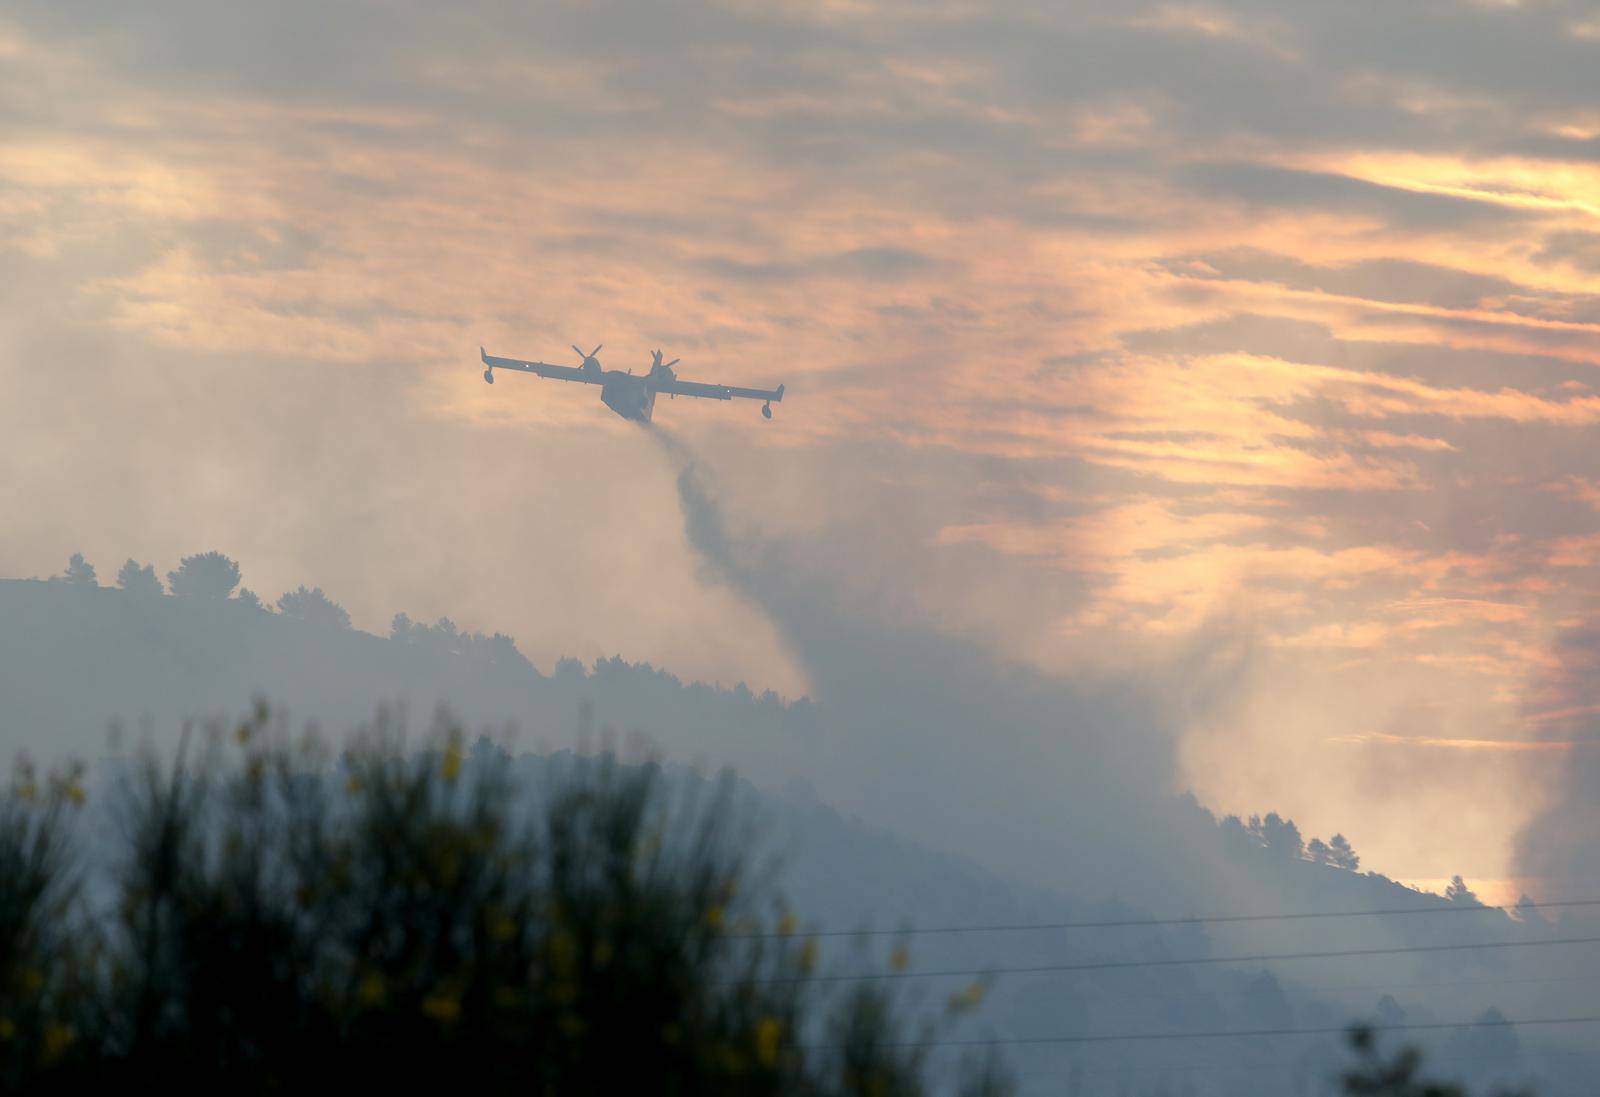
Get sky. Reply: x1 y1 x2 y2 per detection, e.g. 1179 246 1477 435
3 0 1600 898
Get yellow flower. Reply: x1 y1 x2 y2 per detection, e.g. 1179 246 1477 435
797 939 818 974
889 945 910 973
357 971 386 1007
549 930 578 978
421 992 461 1025
777 912 798 937
438 729 464 783
0 1017 14 1041
344 774 363 796
234 722 253 746
14 781 38 804
946 980 986 1014
704 905 724 930
755 1015 784 1067
42 1023 74 1062
62 781 85 807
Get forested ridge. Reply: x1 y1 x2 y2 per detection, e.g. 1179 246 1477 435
0 554 1578 1096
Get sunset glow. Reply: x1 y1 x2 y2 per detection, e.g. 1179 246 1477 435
4 0 1600 897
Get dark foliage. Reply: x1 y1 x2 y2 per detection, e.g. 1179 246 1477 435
58 555 97 587
0 705 1010 1096
1342 1026 1535 1097
114 560 162 597
276 585 351 629
165 551 242 601
391 613 528 669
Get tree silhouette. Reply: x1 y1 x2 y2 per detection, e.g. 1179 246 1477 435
1329 833 1361 871
276 585 350 629
115 560 163 597
166 552 241 600
235 588 265 611
1258 812 1304 861
1217 813 1255 856
1308 837 1332 864
1445 875 1479 905
58 554 96 586
0 706 1014 1096
1341 1026 1532 1097
553 656 587 680
392 613 528 668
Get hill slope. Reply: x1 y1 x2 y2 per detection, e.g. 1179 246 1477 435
3 577 1590 1095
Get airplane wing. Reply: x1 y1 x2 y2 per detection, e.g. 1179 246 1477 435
481 347 599 384
657 377 786 403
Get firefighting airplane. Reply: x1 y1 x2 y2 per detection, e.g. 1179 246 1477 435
479 343 785 423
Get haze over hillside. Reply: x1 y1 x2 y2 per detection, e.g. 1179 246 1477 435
9 2 1600 1092
3 562 1592 1095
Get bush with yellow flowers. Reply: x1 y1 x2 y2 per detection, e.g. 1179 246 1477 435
0 703 1011 1096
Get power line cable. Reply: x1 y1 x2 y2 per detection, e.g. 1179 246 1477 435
1057 969 1600 1008
770 933 1600 985
1009 1044 1600 1086
803 1013 1600 1052
740 896 1600 940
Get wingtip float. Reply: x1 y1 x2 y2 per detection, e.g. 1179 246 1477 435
480 344 786 423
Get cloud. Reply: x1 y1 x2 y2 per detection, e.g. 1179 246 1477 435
6 0 1600 890
691 245 940 285
1534 230 1600 273
1328 731 1577 753
1177 162 1539 232
1179 248 1532 311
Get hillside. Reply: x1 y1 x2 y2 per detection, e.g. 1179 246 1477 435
2 576 1591 1095
0 577 804 758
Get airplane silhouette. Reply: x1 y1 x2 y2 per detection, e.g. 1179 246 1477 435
480 344 785 423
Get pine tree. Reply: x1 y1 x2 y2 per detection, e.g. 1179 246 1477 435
116 559 163 597
59 553 96 586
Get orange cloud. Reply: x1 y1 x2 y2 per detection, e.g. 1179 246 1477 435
1329 731 1579 752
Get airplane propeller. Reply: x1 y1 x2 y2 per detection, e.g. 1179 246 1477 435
652 349 682 396
572 343 603 368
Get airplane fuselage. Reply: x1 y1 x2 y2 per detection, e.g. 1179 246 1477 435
599 371 659 422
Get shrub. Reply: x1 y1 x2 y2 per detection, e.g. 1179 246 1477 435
1 705 1011 1096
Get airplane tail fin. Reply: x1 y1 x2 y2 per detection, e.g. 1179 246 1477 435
774 384 785 402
